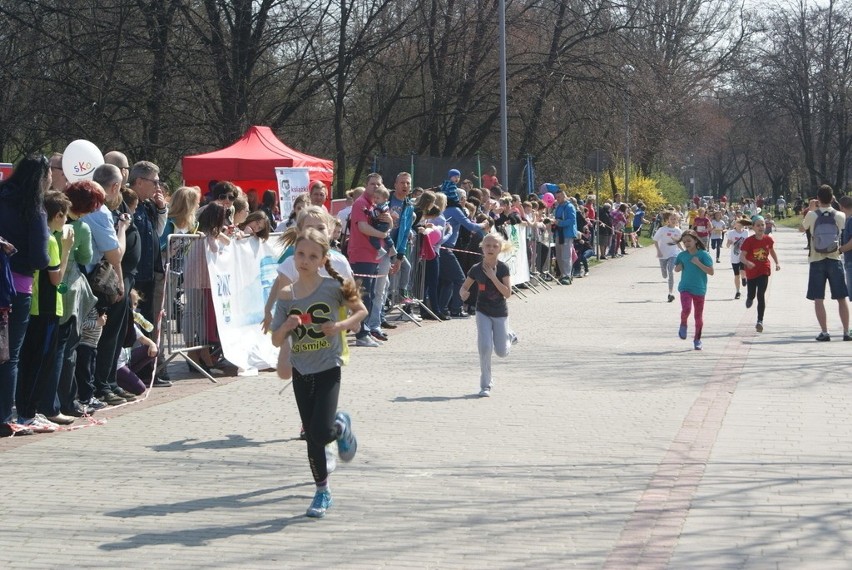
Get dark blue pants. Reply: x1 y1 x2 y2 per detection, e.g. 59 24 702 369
16 314 60 420
424 257 440 312
438 249 465 314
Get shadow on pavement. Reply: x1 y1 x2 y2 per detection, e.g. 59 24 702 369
149 434 295 452
105 483 309 519
99 514 312 550
393 394 482 403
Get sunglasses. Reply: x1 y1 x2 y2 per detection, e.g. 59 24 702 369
140 177 163 187
218 194 237 201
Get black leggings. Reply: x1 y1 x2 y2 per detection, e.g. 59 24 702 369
292 366 341 485
746 274 769 322
711 238 723 259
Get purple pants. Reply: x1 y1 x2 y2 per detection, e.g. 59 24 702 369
116 346 155 396
680 291 705 341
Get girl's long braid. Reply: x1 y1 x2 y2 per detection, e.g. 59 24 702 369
324 258 360 304
278 226 298 248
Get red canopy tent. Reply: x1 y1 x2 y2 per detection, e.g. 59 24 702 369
181 126 334 196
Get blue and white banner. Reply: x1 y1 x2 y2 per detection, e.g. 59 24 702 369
207 236 283 375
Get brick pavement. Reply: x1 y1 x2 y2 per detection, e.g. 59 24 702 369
2 227 851 569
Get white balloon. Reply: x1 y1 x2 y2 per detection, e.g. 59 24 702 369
62 140 104 182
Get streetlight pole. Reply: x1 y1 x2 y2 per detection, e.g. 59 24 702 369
622 64 634 204
498 0 509 189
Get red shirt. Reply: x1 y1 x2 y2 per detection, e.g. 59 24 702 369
740 234 775 280
481 174 498 190
693 216 711 237
347 194 378 263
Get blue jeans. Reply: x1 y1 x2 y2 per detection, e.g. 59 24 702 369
0 292 33 423
367 254 392 331
389 255 412 297
424 257 440 312
350 261 378 339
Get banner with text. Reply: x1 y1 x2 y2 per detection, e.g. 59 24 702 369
275 167 310 221
206 236 283 375
498 226 530 285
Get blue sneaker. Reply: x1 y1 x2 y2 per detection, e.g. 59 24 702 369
678 325 687 340
306 488 333 518
694 339 703 350
335 411 357 462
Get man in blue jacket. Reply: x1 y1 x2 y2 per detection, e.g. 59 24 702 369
554 189 577 285
389 172 415 300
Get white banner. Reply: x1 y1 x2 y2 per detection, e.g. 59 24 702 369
275 167 311 220
498 225 530 285
206 236 283 375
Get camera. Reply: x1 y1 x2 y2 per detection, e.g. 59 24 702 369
119 213 131 222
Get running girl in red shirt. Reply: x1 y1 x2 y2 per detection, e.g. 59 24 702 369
740 217 781 333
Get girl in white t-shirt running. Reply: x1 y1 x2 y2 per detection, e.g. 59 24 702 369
263 207 353 379
725 217 752 300
710 211 727 263
653 211 683 303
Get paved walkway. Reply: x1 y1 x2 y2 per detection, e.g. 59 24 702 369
2 227 851 569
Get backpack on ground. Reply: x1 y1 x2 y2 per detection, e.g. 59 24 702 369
813 209 840 254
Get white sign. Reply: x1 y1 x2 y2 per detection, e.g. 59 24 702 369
206 236 284 375
498 226 530 285
275 167 311 220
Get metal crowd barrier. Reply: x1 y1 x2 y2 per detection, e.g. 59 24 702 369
159 234 218 382
386 231 438 324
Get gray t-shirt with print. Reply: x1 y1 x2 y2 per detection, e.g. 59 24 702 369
271 278 346 374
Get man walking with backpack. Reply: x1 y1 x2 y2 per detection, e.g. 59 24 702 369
799 184 850 341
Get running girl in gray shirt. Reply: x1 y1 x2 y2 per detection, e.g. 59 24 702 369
271 227 367 518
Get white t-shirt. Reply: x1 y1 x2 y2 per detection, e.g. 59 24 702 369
277 249 354 283
337 205 353 221
727 228 750 263
710 220 726 239
274 219 293 233
653 226 682 259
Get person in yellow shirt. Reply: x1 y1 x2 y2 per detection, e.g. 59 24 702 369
15 191 75 432
686 204 698 229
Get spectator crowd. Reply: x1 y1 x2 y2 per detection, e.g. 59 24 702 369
3 149 850 440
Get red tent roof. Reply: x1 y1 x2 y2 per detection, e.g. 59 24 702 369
181 126 333 189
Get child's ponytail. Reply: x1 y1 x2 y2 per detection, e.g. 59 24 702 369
325 258 360 304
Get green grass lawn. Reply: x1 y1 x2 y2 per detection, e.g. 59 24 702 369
777 215 803 229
